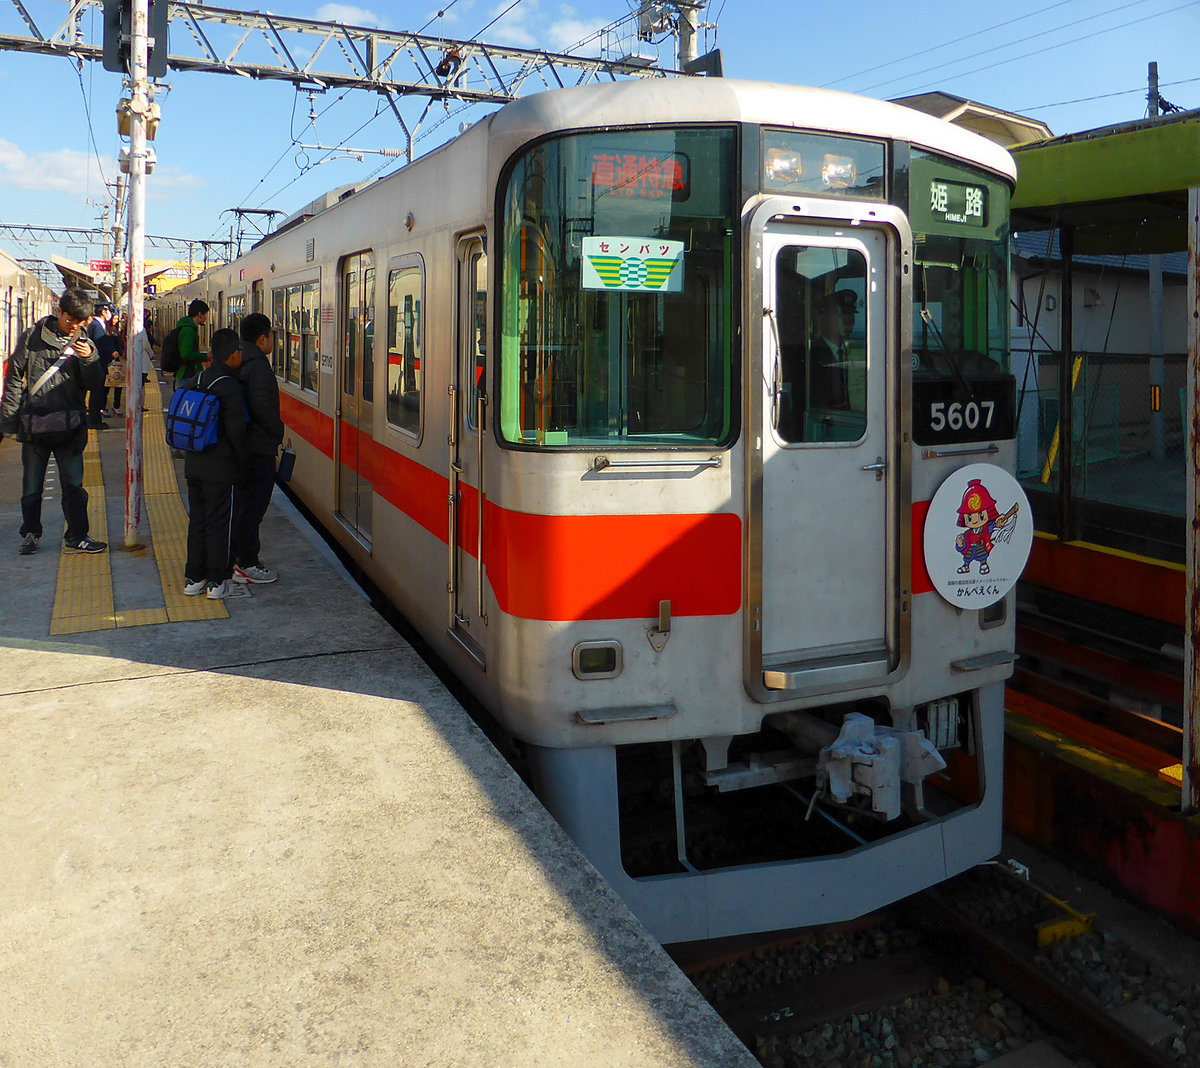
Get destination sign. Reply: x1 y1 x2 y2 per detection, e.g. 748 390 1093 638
928 179 987 227
590 151 690 201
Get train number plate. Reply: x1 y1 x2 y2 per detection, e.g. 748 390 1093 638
913 376 1015 445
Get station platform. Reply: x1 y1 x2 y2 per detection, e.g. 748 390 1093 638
0 393 754 1066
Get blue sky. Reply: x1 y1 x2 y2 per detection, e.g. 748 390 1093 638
0 0 1197 267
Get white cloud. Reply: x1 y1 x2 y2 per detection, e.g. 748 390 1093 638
316 4 387 28
0 140 99 196
480 1 605 54
147 168 206 200
546 15 608 53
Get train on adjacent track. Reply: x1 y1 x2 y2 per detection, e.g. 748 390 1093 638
1 249 57 373
164 78 1026 943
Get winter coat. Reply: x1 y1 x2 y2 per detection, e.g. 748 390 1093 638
174 315 204 382
237 342 284 457
0 315 99 444
181 363 248 485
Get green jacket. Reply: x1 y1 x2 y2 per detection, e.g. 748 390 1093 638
174 315 205 381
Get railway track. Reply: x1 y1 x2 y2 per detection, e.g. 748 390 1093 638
678 864 1180 1067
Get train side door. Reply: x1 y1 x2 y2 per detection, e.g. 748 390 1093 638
448 236 488 663
750 211 906 696
336 251 375 545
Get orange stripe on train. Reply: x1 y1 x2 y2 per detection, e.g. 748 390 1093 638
280 393 742 621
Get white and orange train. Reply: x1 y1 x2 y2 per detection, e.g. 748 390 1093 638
167 78 1026 943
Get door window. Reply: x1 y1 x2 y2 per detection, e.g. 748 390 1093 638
774 245 868 444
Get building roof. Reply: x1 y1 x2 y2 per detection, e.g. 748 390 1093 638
889 91 1053 148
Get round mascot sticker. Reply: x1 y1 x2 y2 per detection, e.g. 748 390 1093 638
922 464 1033 609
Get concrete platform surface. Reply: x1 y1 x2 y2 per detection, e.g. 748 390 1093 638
0 428 754 1067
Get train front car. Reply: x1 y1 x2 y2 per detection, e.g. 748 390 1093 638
486 82 1025 943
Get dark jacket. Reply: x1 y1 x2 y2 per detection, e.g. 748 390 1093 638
0 315 99 443
181 363 248 485
174 314 204 382
237 342 284 457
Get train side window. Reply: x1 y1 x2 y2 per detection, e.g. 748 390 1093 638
286 286 303 387
362 267 375 404
386 260 423 437
270 281 320 392
271 287 285 376
301 281 320 392
465 249 486 432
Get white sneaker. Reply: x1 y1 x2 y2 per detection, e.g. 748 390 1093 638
184 578 207 596
234 563 277 584
206 581 229 600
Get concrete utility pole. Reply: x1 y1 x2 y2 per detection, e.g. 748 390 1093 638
122 0 150 548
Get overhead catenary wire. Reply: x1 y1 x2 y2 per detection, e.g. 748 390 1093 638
856 0 1181 96
1015 74 1200 113
880 0 1200 100
822 0 1082 89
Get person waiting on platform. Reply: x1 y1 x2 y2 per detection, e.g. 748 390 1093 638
231 312 284 586
174 299 209 385
86 301 115 429
0 287 107 555
182 328 248 600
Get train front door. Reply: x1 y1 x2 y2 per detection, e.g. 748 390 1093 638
448 236 488 662
336 251 375 545
751 212 905 696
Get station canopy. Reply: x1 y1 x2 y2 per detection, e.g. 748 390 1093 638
1011 109 1200 255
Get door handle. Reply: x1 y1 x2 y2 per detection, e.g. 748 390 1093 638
861 457 887 480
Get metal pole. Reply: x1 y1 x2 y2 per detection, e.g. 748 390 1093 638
1185 186 1199 813
123 0 149 547
1149 64 1166 461
675 1 700 68
1057 227 1075 538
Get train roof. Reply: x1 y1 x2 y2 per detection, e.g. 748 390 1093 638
485 78 1017 184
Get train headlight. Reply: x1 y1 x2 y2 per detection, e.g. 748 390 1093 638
765 147 803 186
572 641 623 680
821 153 857 189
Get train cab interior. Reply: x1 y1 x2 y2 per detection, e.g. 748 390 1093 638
774 248 868 445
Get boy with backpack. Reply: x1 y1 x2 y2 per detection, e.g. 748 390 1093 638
180 328 247 600
162 298 209 383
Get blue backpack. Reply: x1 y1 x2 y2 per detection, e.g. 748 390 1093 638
165 375 231 452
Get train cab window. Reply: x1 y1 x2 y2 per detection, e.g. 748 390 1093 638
774 246 868 444
386 261 423 436
904 151 1015 446
762 129 886 200
499 126 736 448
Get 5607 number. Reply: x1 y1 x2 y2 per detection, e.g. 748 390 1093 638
928 400 994 433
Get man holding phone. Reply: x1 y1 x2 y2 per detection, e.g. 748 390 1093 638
0 287 108 555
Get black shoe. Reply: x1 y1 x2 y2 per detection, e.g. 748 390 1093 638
18 533 39 555
87 421 111 430
64 536 107 553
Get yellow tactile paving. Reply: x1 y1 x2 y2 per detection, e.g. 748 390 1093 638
48 395 229 633
49 435 117 635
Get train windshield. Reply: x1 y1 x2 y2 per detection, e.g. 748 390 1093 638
499 127 736 447
905 151 1015 444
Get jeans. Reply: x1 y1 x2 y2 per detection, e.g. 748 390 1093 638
21 436 89 541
